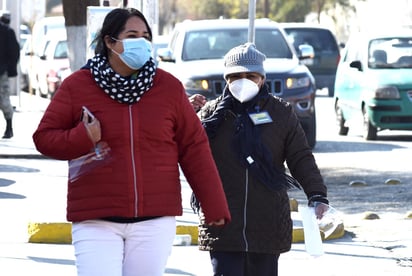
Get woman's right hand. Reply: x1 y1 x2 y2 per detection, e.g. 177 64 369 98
82 111 101 144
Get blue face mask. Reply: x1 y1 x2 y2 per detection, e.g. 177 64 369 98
112 37 152 70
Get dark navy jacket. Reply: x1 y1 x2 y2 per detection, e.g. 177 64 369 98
0 22 20 77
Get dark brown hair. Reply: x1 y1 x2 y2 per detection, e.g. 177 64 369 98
93 8 152 57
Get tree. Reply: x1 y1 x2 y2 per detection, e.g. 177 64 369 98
269 0 311 22
158 0 178 35
166 0 357 25
62 0 100 72
311 0 352 23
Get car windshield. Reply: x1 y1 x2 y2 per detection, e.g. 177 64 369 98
182 28 292 61
54 41 68 59
368 37 412 69
285 28 339 54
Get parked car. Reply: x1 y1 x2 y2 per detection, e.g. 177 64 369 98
35 33 70 98
281 23 341 97
31 16 65 59
20 24 31 35
334 30 412 140
157 19 317 148
152 35 169 66
19 33 30 49
28 16 66 95
19 34 31 91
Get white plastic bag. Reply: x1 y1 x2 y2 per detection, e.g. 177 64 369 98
318 205 342 239
68 141 112 182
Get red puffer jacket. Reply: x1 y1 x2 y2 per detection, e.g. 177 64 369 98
33 68 231 224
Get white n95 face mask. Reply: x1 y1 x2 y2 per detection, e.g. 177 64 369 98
229 78 260 102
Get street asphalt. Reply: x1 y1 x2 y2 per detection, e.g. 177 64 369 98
0 92 411 275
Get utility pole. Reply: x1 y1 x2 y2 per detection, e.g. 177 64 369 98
248 0 256 43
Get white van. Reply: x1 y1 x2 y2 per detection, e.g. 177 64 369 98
31 16 65 56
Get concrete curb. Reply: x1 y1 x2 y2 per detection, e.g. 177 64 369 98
28 222 72 244
27 219 345 245
27 199 345 244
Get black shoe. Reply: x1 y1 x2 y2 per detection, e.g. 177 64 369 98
2 129 13 139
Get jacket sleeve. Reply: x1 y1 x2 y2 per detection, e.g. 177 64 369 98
174 87 231 225
283 105 327 197
32 76 95 160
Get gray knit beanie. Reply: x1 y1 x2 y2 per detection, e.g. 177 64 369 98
223 43 266 79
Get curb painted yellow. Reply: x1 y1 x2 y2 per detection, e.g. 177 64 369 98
27 202 344 245
175 225 319 245
27 221 345 245
28 222 72 244
176 225 199 245
289 198 299 212
324 222 345 241
291 227 305 243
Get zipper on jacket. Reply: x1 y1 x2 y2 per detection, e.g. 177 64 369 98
128 105 139 216
242 168 249 251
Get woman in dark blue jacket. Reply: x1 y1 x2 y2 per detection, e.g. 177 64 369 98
197 43 329 276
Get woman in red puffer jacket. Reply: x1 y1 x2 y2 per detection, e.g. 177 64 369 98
33 8 230 276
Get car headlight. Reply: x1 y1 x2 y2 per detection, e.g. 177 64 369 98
374 86 400 99
182 79 209 91
285 76 311 89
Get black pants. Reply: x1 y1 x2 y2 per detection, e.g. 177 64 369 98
210 251 280 276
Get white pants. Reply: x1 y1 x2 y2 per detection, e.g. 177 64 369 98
72 216 176 276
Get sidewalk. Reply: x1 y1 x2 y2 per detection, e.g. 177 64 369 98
0 93 48 158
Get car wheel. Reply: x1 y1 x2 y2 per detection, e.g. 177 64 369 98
20 74 29 92
47 90 56 99
304 113 317 149
39 83 49 98
36 76 48 98
328 85 334 97
335 101 349 135
362 108 377 140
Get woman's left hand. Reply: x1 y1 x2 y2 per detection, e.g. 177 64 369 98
314 202 329 219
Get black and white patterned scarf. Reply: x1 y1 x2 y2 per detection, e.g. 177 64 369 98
88 54 156 104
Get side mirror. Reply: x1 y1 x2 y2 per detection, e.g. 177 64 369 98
297 44 315 66
298 44 315 60
157 48 175 63
350 60 362 71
